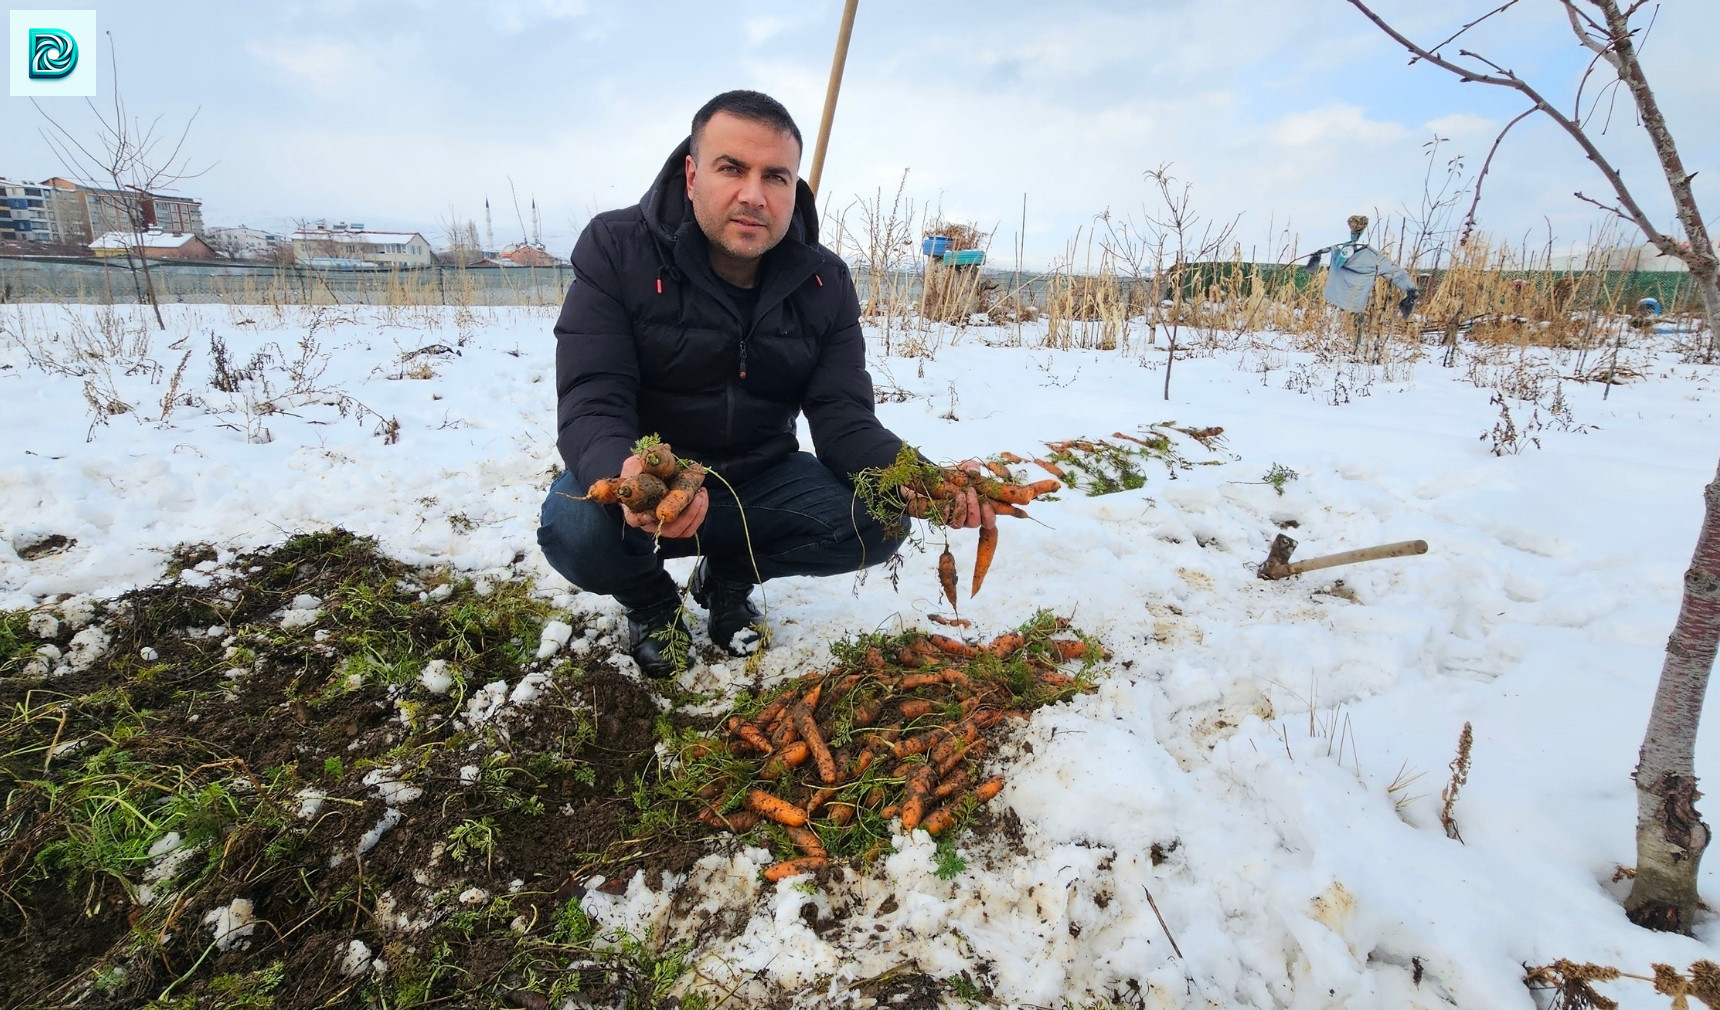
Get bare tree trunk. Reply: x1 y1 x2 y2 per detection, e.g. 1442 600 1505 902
1625 459 1719 932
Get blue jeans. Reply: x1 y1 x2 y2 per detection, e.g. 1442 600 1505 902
538 452 905 611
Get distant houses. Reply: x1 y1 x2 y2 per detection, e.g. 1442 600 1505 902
291 222 433 268
207 225 286 261
41 177 204 245
90 230 219 261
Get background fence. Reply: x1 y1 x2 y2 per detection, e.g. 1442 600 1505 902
0 255 1702 315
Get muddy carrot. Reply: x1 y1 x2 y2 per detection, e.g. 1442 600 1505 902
850 747 876 776
974 776 1005 802
615 473 668 514
728 717 773 754
893 730 940 759
785 823 827 858
991 502 1030 519
585 477 624 505
698 807 760 832
1036 669 1079 688
791 702 838 785
900 765 938 831
933 770 971 801
1049 639 1092 662
635 442 680 480
971 524 997 597
800 682 823 712
745 789 809 827
899 672 945 691
1032 457 1066 479
852 698 884 728
760 741 811 780
989 632 1025 658
997 451 1025 463
928 614 972 627
899 699 937 720
938 546 958 610
897 646 929 668
921 803 960 837
989 483 1039 505
984 460 1014 480
804 788 839 819
763 856 827 881
910 639 942 659
827 802 856 826
863 646 885 672
928 634 977 659
653 462 706 525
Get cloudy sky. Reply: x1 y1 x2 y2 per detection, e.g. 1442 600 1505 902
3 0 1715 267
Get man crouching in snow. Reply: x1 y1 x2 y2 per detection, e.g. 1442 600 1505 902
538 90 990 678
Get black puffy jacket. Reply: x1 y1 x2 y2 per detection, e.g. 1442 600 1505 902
553 138 903 492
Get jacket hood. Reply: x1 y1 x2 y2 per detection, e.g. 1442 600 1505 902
639 136 821 255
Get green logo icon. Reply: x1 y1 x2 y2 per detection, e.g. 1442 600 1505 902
28 28 78 80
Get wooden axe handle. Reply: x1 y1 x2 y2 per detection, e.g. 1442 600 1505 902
1286 539 1428 576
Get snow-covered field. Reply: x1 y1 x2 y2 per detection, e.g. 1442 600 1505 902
2 301 1717 1007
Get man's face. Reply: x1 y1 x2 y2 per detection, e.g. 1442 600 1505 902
685 112 800 265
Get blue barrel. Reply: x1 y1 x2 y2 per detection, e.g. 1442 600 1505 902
942 249 985 268
922 235 951 258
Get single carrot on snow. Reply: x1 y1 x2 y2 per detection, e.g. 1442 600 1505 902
745 789 808 827
984 460 1014 480
1032 457 1066 479
974 776 1005 802
971 524 997 597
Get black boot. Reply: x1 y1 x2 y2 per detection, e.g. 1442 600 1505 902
689 558 762 657
624 599 691 679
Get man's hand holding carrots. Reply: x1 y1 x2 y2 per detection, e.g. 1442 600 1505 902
899 460 997 532
618 454 709 538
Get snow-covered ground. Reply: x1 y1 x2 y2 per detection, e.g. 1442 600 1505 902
3 302 1717 1007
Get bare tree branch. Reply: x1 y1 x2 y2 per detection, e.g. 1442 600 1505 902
1459 107 1535 246
1417 0 1524 63
1344 0 1681 259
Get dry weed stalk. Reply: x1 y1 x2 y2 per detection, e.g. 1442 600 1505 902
1524 959 1720 1010
1439 721 1473 842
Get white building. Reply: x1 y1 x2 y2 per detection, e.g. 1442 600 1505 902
290 222 434 267
207 225 284 260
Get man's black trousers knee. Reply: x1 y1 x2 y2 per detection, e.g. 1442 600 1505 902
538 452 905 611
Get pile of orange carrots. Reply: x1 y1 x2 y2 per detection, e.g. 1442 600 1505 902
676 620 1104 881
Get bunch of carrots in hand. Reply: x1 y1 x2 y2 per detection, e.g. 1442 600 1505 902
899 460 1060 604
674 618 1104 882
579 436 707 536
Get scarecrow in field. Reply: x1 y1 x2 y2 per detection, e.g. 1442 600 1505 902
538 90 995 677
1305 214 1419 360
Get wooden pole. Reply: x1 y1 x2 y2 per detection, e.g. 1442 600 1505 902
807 0 859 197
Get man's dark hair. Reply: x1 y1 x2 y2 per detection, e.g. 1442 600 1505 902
690 90 803 159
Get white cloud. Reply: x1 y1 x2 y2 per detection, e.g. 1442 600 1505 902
1274 105 1411 147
